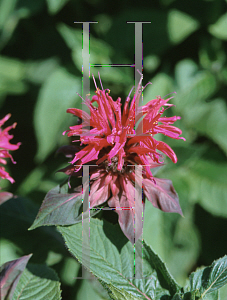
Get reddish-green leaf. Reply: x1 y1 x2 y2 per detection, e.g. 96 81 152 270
29 183 98 230
144 178 183 216
0 254 32 299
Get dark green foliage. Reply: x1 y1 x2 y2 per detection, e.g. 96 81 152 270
1 0 227 299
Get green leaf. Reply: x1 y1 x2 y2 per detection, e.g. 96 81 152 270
0 197 67 261
29 183 82 229
12 264 61 300
183 286 219 300
57 23 132 85
0 0 17 30
171 293 184 300
180 290 200 300
16 167 46 196
143 199 200 285
46 0 69 14
0 1 29 50
185 159 227 218
189 256 227 298
0 254 32 299
174 61 217 110
202 291 219 300
77 275 110 300
142 242 181 295
34 67 81 162
102 282 142 300
143 55 160 73
143 201 166 259
182 99 227 156
174 61 227 154
208 13 227 40
219 283 227 300
189 267 206 292
0 239 21 266
105 8 170 55
175 59 198 90
0 56 25 81
0 56 27 96
203 256 227 294
143 73 174 106
167 9 199 44
60 257 80 286
29 183 99 230
58 218 176 300
25 58 59 84
57 23 112 67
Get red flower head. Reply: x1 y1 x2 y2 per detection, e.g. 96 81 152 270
60 74 185 243
0 114 21 184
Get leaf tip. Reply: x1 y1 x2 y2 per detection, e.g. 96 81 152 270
28 223 36 231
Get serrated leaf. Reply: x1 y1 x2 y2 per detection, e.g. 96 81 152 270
12 264 61 300
29 183 99 230
168 9 199 44
46 0 69 14
203 256 227 294
34 67 81 162
203 290 219 300
189 267 206 292
29 183 82 229
142 242 181 295
143 195 200 285
208 13 227 40
189 256 227 298
0 254 32 300
181 290 200 300
77 275 111 300
106 283 142 300
143 177 183 216
184 285 219 300
99 280 129 300
58 218 174 300
171 293 183 300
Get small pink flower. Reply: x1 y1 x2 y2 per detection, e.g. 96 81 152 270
60 75 185 243
0 114 21 184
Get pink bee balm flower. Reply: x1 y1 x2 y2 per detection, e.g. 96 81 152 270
60 75 185 243
0 114 21 184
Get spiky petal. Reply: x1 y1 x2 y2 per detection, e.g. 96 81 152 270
0 114 21 183
60 75 185 243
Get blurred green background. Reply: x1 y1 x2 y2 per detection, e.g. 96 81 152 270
1 0 227 299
